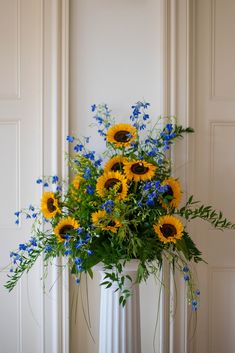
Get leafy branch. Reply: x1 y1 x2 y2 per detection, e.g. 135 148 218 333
177 195 235 230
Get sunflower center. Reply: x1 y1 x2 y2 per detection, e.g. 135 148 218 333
108 220 116 227
131 163 149 175
47 198 56 212
111 162 124 172
59 225 74 238
114 130 131 143
160 224 177 238
104 178 123 192
163 186 174 198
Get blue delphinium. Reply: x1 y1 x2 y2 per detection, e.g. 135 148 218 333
101 200 114 213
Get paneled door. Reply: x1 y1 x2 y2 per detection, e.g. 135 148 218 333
0 1 68 353
190 0 235 352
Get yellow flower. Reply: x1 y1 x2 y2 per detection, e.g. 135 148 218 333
106 123 137 148
153 215 183 244
72 175 83 190
123 160 156 182
40 192 60 219
103 155 127 173
91 210 121 233
54 217 80 242
162 177 182 208
96 171 128 200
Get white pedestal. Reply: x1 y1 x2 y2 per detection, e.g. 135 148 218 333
95 260 141 353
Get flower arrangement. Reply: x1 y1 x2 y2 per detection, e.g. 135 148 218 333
6 101 235 309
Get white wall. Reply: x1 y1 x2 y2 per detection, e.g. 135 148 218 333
69 1 163 352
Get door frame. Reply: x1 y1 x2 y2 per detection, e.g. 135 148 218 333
42 1 69 352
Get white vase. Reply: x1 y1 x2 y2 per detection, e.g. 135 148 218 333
95 260 141 353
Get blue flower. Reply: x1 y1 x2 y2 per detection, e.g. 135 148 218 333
74 144 83 152
56 185 62 192
29 205 35 211
83 167 91 180
163 142 170 152
63 240 70 247
91 104 96 112
130 142 138 149
184 274 190 281
139 124 146 131
30 238 37 246
195 289 200 296
45 245 53 253
75 257 82 265
32 213 37 218
76 227 83 235
76 264 83 272
192 300 198 311
143 181 152 191
95 116 103 125
75 241 83 249
44 182 49 187
76 277 80 284
146 191 156 207
94 158 102 167
86 185 94 195
66 135 74 143
84 234 91 242
15 219 20 225
14 211 20 217
64 249 72 256
36 178 43 184
87 249 94 256
98 129 106 137
11 253 22 264
19 244 27 251
183 266 189 272
101 200 114 213
84 151 95 161
148 148 158 157
132 107 140 117
52 175 59 184
166 123 173 132
143 114 150 121
26 214 31 219
146 198 154 207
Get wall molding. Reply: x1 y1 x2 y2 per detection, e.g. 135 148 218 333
161 0 196 353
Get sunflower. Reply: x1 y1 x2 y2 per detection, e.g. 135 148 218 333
162 177 182 208
123 160 156 182
106 123 137 148
91 210 121 233
153 215 184 244
96 171 128 200
40 192 60 219
54 217 80 242
103 155 127 173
